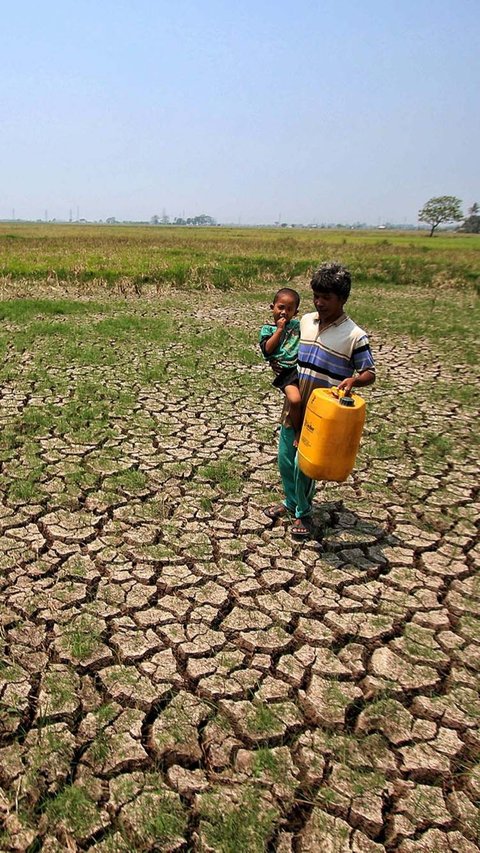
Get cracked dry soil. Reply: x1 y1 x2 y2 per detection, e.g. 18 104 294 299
0 290 479 852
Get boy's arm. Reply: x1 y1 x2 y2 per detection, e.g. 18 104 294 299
337 369 375 395
260 318 287 356
338 333 375 394
263 320 286 355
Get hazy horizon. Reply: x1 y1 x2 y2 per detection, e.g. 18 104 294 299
0 215 442 228
2 1 478 225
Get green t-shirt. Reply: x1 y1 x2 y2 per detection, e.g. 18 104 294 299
259 319 300 369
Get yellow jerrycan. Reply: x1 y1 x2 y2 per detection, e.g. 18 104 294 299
297 387 366 482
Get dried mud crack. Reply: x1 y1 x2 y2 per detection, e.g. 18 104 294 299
0 291 479 852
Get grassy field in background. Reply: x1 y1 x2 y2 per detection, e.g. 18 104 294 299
1 223 479 373
1 222 479 295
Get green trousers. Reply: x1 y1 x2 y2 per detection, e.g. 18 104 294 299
278 426 316 519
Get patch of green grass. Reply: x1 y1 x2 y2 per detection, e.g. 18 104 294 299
247 702 279 734
137 792 187 843
18 404 54 437
62 340 118 367
365 420 400 460
8 476 43 502
94 314 175 344
44 785 100 836
424 380 479 407
24 726 74 789
14 394 115 446
458 615 480 643
194 324 252 354
106 469 148 494
0 298 106 322
254 423 278 444
42 672 77 711
166 460 191 477
187 540 213 559
105 665 140 688
63 557 88 578
65 468 99 491
213 713 234 733
130 412 157 431
95 702 118 724
354 283 479 366
317 786 340 805
423 431 453 460
200 786 277 853
252 747 284 780
325 681 356 711
89 729 111 764
199 457 243 495
199 496 214 512
138 360 167 384
61 616 103 661
0 661 25 682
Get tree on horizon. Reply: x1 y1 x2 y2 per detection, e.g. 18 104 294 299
418 196 463 236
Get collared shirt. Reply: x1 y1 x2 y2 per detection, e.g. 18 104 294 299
281 311 375 426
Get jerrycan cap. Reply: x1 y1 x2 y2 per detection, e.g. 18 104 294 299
332 387 355 407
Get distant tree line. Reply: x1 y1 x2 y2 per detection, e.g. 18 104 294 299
150 213 216 226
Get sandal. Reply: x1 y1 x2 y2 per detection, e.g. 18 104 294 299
264 503 291 520
291 517 311 538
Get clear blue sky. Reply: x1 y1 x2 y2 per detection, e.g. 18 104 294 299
2 0 478 224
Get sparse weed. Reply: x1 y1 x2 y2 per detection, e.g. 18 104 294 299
42 672 76 710
44 784 99 835
136 792 186 842
60 616 103 661
199 457 243 495
247 702 279 734
200 785 277 853
106 469 148 493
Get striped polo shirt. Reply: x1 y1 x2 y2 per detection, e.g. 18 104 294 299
281 311 375 425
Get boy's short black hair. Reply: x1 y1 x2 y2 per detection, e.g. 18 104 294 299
272 287 301 310
310 263 351 300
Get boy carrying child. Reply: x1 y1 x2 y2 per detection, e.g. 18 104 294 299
263 264 375 538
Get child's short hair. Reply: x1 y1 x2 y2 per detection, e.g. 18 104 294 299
272 287 301 310
310 263 351 300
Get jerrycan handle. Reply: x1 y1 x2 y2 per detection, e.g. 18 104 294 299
332 387 356 407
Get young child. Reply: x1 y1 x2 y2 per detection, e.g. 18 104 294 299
259 288 303 444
